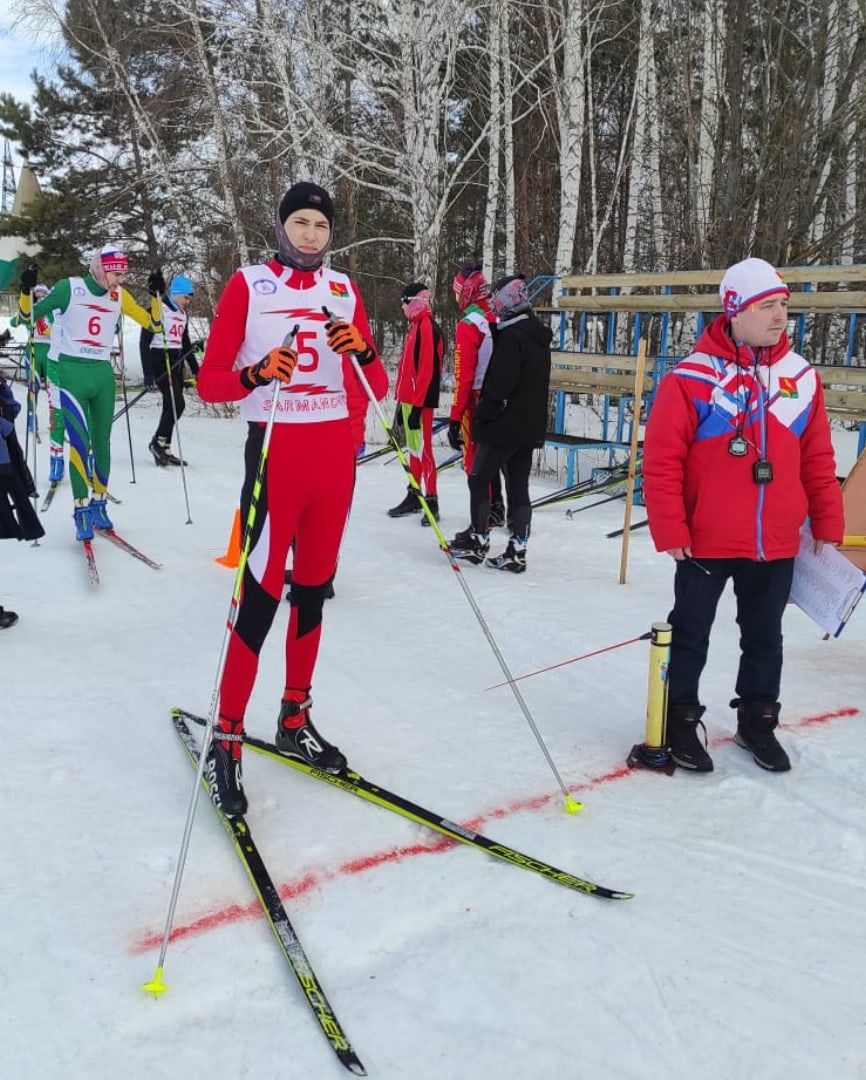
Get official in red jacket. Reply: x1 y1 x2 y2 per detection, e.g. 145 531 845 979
197 181 388 814
387 282 444 522
643 257 843 775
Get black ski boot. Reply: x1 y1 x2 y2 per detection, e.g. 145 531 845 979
420 494 439 525
149 437 171 467
486 536 527 573
0 606 19 629
733 699 791 772
488 498 506 528
275 697 347 773
162 441 187 466
205 724 248 815
449 529 490 564
387 486 421 518
666 703 713 772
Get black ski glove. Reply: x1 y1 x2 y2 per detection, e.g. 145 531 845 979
147 269 166 297
20 265 38 293
447 419 463 451
407 406 421 430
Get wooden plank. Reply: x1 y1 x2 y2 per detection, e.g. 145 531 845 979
559 266 866 290
549 369 653 394
815 366 866 387
554 292 866 313
619 339 648 585
550 350 648 371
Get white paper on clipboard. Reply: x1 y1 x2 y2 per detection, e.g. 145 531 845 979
790 526 866 636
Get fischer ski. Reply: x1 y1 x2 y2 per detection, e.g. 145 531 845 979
95 528 162 569
171 712 367 1076
174 709 632 901
82 539 99 585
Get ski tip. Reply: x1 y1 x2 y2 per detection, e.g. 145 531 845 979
563 795 584 815
141 966 168 997
341 1055 367 1077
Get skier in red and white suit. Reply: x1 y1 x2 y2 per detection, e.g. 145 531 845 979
197 182 388 815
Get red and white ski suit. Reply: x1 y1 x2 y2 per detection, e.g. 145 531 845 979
198 261 388 722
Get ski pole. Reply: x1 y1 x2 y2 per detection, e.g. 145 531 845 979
324 306 582 815
117 317 137 484
25 287 41 544
142 325 299 998
565 490 627 518
157 297 193 524
485 632 652 691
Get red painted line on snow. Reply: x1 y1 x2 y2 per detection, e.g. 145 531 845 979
131 706 859 954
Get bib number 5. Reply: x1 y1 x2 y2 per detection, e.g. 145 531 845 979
295 329 320 372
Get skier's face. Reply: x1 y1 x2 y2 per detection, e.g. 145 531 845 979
173 294 192 310
105 270 126 288
731 294 789 347
283 209 331 255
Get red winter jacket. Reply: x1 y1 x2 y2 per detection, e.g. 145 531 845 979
394 308 443 409
643 315 844 560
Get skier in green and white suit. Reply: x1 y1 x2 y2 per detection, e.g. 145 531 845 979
20 247 162 540
12 279 67 482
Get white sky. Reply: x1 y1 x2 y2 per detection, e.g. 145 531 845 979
0 3 57 167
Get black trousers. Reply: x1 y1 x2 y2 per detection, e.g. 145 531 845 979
152 351 186 441
469 443 533 537
667 556 795 707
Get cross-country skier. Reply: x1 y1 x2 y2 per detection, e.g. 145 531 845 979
450 275 552 572
12 279 67 483
196 181 389 815
448 264 508 532
139 273 199 466
20 251 163 540
387 282 444 523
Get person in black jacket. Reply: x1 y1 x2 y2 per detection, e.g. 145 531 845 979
449 275 551 572
140 273 200 466
0 374 44 545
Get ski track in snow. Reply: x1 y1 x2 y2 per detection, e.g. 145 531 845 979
2 379 866 1080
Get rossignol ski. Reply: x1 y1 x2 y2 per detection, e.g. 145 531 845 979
171 712 367 1076
174 709 632 901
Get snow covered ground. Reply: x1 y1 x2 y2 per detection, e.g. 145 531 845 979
2 385 865 1080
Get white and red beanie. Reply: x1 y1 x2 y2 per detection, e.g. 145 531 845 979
719 257 789 318
90 244 128 288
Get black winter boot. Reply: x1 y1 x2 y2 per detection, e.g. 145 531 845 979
420 494 439 525
275 697 347 773
733 700 791 772
205 725 248 816
387 486 421 517
666 703 714 772
486 536 527 573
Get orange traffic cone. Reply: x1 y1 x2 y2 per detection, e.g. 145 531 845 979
215 508 241 568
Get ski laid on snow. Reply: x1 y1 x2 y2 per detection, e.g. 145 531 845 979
95 528 162 569
174 709 632 901
171 712 367 1077
82 539 99 585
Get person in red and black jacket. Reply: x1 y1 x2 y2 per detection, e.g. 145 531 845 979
196 181 388 815
643 257 844 776
387 282 444 523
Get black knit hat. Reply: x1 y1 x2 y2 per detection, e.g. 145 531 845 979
278 182 335 226
400 281 428 303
